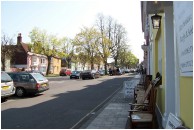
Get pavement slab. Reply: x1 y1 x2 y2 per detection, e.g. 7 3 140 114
84 75 140 129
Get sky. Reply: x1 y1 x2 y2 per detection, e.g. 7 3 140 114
1 0 145 62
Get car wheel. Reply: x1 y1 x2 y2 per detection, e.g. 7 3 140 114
70 77 72 79
15 87 25 97
82 78 85 80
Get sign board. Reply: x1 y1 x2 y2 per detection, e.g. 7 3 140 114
174 2 193 76
123 80 138 98
166 113 182 129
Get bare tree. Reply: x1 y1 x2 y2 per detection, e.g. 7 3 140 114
96 13 112 74
110 22 128 66
1 33 15 71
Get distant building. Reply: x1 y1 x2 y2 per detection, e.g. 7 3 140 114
49 56 61 74
10 33 48 75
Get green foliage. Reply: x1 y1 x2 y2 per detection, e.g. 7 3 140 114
29 27 65 57
73 26 100 69
77 52 88 70
29 27 66 75
119 49 139 68
1 33 15 71
27 13 140 72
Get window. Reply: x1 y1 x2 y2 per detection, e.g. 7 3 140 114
1 72 12 82
19 74 30 82
41 58 46 64
31 73 46 81
8 74 19 82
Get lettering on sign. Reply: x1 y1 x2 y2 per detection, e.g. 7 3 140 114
174 1 193 76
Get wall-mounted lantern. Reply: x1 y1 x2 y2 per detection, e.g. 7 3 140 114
151 14 162 29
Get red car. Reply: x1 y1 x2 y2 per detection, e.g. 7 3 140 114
59 69 71 76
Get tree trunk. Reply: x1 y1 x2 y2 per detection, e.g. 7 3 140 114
67 57 71 69
91 62 94 70
114 57 118 66
46 56 52 75
1 53 6 71
103 59 107 75
1 58 5 71
91 57 94 70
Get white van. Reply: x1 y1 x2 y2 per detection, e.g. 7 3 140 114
1 71 15 101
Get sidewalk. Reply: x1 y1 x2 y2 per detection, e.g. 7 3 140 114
80 74 141 129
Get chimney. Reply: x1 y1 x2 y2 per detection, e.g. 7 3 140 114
17 33 22 44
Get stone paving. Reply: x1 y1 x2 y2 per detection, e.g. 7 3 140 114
84 75 141 129
86 103 129 129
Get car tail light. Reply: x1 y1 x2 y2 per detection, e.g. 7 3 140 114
36 83 40 89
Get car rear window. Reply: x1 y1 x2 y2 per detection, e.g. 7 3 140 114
1 72 13 83
31 73 47 81
72 71 80 74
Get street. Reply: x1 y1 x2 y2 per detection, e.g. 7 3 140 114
1 74 134 129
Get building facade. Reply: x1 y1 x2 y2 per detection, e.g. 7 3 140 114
10 33 48 75
141 1 193 128
50 57 61 74
27 52 48 75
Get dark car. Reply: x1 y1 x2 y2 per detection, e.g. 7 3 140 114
81 70 100 80
70 71 82 79
7 72 49 97
59 69 72 76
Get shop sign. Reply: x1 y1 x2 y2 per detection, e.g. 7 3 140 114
174 2 193 76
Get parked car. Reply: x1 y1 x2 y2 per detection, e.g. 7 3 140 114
26 70 45 76
70 71 82 79
124 69 130 73
130 69 135 73
81 70 100 80
99 70 105 76
59 69 72 76
7 72 49 97
1 71 16 102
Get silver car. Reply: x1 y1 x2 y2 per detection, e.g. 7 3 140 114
8 72 49 97
1 71 16 101
70 71 82 79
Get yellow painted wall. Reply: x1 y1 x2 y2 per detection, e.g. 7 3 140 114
152 13 193 129
52 57 61 74
179 77 193 128
152 15 166 115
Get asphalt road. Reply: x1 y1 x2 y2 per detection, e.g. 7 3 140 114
1 74 134 129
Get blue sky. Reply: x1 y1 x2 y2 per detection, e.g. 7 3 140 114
1 0 144 62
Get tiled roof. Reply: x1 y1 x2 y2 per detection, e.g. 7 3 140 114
21 43 29 52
